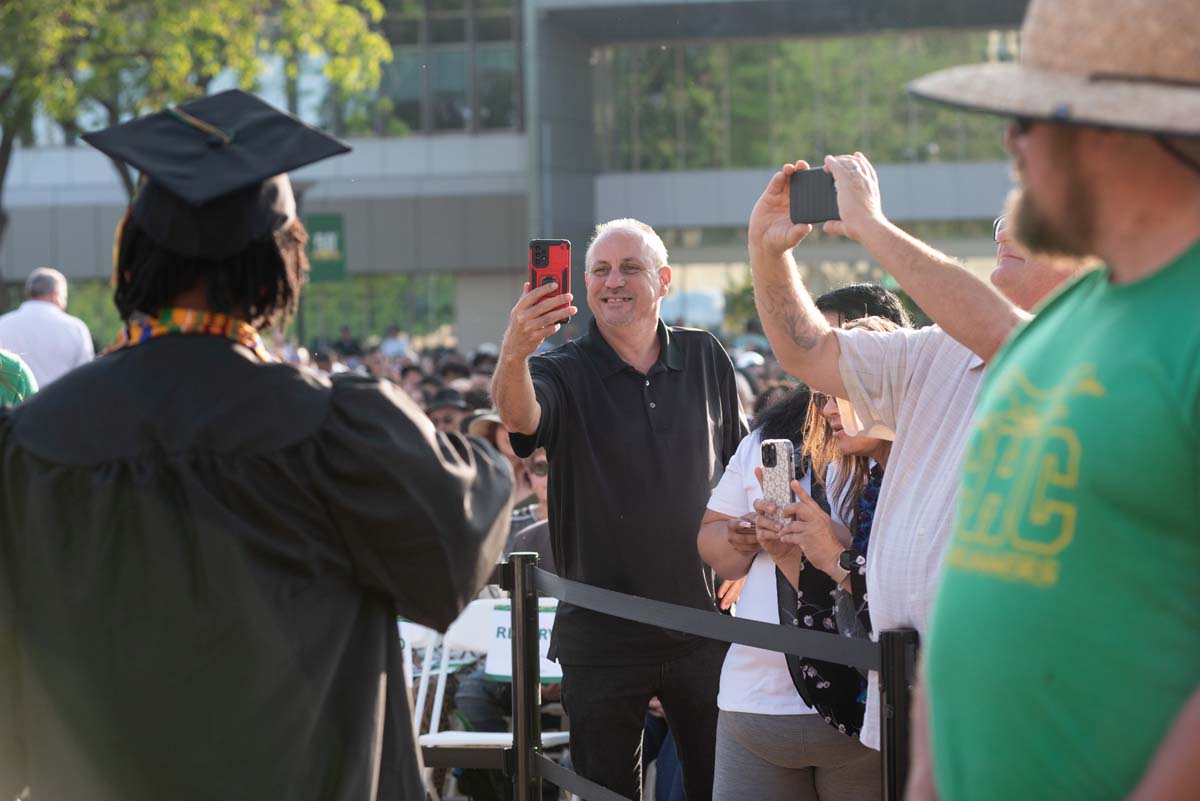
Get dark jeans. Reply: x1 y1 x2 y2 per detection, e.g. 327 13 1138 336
560 639 728 801
455 668 512 733
643 713 686 801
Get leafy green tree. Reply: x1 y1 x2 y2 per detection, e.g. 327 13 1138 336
0 0 392 272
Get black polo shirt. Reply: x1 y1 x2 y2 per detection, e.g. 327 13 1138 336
511 318 747 665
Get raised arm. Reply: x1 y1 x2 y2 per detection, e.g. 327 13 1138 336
492 281 577 435
748 161 849 398
318 377 517 631
822 153 1030 363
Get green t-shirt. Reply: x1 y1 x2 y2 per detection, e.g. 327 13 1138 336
0 349 37 405
927 241 1200 801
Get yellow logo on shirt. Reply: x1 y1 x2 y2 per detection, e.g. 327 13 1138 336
951 364 1105 587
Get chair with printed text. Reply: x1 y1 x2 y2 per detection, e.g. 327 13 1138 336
417 597 569 798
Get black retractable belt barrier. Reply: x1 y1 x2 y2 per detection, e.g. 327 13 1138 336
491 553 914 801
535 754 634 801
504 553 543 801
533 567 880 671
880 628 920 800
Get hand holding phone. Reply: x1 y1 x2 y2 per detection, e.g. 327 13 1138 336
726 514 760 554
505 281 576 360
821 154 887 242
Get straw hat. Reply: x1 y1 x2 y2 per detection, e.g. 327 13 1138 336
908 0 1200 137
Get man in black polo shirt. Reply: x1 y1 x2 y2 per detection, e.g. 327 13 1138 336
494 218 747 800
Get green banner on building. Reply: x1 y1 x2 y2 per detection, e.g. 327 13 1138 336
305 214 346 283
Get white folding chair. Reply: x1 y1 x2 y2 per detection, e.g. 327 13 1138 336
398 619 438 732
419 598 569 795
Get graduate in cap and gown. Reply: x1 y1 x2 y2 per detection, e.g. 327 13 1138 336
0 90 514 801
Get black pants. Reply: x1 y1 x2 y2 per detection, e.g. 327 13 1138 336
560 639 728 801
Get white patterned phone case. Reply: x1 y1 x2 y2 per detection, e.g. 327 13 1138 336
760 438 795 523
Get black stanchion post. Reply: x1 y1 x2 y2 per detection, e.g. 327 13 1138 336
508 553 543 801
879 627 920 801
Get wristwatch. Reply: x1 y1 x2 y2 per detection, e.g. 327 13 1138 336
834 549 856 588
838 549 858 572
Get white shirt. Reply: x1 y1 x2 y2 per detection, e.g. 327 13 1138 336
707 428 850 716
834 325 985 749
0 300 94 388
380 334 410 359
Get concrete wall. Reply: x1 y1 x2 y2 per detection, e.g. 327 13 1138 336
595 162 1015 228
455 271 528 351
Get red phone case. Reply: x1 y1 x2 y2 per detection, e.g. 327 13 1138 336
528 239 572 322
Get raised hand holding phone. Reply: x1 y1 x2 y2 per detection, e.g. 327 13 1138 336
748 160 814 258
502 280 577 360
821 152 887 242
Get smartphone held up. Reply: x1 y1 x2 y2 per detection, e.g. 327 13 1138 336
528 238 573 325
789 167 840 225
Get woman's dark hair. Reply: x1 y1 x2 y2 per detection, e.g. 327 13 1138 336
752 383 812 447
815 283 911 328
114 215 309 331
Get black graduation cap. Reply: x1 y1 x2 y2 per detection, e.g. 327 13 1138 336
82 89 350 261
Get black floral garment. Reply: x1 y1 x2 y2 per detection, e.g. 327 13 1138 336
777 464 882 738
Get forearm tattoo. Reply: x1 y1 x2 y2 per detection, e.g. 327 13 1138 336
756 272 822 352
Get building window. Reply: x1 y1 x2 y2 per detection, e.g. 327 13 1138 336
431 48 470 130
373 0 521 134
476 44 518 129
381 51 424 134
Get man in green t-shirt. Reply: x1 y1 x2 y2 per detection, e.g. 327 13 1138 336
903 1 1200 800
0 350 37 405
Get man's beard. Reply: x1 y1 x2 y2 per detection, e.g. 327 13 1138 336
1007 134 1097 259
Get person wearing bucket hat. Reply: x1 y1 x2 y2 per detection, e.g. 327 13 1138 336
0 91 514 801
903 2 1200 801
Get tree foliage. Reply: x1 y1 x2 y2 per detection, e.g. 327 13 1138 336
0 0 392 268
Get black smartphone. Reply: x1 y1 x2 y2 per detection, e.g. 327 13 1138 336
789 167 840 225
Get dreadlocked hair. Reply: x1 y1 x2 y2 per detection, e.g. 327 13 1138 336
114 217 309 331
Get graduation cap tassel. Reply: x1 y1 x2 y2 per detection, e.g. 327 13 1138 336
167 106 235 146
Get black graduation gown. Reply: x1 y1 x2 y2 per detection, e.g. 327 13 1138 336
0 335 513 801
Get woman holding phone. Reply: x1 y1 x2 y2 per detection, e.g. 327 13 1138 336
697 288 907 801
756 316 900 746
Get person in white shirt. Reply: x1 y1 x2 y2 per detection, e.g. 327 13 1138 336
698 288 908 801
747 154 1084 753
0 267 94 387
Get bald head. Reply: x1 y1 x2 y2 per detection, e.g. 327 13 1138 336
991 212 1086 312
26 268 68 310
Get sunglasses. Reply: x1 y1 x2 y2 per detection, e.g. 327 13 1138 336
993 215 1006 242
1010 116 1037 136
526 460 550 477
